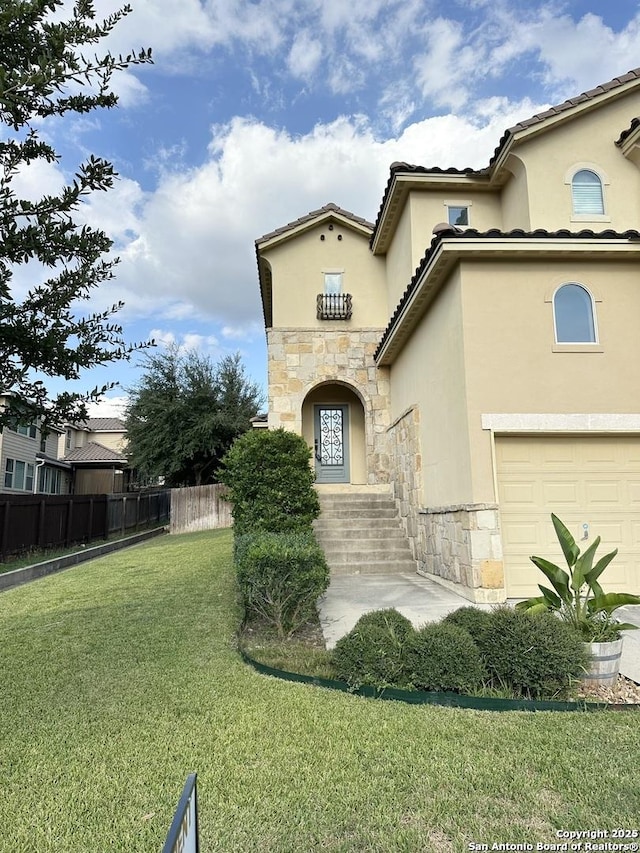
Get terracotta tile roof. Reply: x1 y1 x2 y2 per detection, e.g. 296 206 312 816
616 117 640 145
374 227 640 361
492 68 640 157
64 442 126 464
256 202 374 244
372 68 640 243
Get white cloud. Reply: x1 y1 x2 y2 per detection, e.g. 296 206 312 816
79 98 548 332
287 31 323 79
86 395 129 418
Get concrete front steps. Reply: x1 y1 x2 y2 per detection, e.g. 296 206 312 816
313 487 418 575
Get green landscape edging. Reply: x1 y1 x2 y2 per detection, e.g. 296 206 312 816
240 649 611 712
0 527 168 592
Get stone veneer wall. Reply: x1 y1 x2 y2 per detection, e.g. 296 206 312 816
387 403 506 602
417 504 506 603
267 327 391 484
387 406 422 555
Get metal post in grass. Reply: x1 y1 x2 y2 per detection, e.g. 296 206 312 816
162 773 199 853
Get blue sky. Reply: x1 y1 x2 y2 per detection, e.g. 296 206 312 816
18 0 640 416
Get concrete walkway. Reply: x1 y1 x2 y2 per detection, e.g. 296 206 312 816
318 573 640 683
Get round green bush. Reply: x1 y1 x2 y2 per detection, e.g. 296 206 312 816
479 605 590 699
350 608 415 638
332 608 414 688
442 606 492 646
219 428 320 535
404 622 485 693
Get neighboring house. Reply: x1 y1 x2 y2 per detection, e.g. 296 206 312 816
0 402 129 495
63 418 129 495
0 395 72 495
256 67 640 603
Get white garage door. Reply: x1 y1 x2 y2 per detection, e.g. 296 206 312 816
496 435 640 599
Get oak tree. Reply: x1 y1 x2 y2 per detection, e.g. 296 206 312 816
125 348 264 487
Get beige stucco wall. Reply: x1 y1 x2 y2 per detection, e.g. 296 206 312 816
263 222 387 329
384 201 414 313
459 257 640 504
408 188 503 250
500 154 531 230
511 94 640 232
388 270 473 507
384 190 505 315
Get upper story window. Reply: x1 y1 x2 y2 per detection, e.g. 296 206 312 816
553 283 597 344
10 422 37 439
324 272 343 294
318 270 351 320
446 205 469 227
571 169 605 216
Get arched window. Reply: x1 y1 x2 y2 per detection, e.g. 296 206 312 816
571 169 604 215
553 283 597 343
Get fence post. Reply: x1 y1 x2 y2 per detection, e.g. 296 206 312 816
121 496 126 537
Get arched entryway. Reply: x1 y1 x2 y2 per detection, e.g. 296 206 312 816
301 383 367 484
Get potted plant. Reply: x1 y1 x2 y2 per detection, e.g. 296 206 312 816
516 513 640 686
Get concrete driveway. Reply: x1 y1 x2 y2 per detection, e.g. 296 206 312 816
318 573 640 683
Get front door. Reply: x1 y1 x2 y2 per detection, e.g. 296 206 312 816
314 405 350 483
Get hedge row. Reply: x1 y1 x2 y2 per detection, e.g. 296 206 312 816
333 605 589 700
219 428 329 637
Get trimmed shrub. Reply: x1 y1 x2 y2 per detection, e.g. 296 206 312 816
332 609 414 689
443 606 492 646
479 605 589 699
235 530 329 637
218 428 320 535
404 622 485 693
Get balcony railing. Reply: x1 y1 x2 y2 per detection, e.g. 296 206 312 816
316 293 352 320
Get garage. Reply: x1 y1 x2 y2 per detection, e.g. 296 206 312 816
496 435 640 599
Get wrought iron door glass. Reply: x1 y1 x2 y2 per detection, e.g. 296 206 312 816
319 408 344 465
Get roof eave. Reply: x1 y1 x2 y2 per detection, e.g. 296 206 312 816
375 234 640 366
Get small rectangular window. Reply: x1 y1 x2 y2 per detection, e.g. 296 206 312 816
447 206 469 227
25 463 34 492
4 459 14 489
324 272 343 295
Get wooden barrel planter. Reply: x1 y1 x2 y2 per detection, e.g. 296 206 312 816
583 638 623 687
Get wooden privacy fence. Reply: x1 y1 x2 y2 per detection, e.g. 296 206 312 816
0 490 170 560
170 484 233 534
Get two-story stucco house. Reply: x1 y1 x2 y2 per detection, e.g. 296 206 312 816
256 67 640 604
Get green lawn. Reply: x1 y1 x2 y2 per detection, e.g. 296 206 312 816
0 529 638 852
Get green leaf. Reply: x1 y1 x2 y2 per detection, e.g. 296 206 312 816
551 513 580 568
587 592 640 615
538 585 562 609
515 596 546 611
584 549 618 588
611 623 639 632
571 536 601 591
529 555 571 603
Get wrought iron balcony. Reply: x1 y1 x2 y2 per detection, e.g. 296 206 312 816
316 293 352 320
